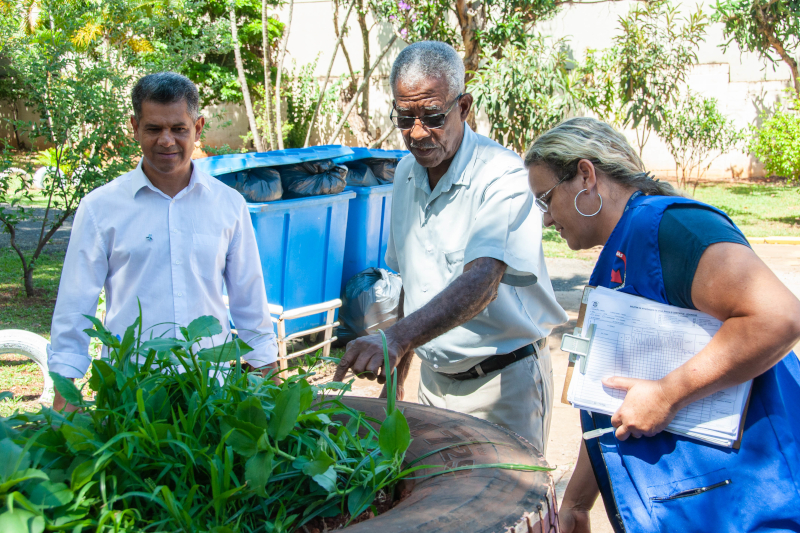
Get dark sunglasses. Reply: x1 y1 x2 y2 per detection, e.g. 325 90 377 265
390 94 464 131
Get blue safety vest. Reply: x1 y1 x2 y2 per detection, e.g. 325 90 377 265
583 193 800 533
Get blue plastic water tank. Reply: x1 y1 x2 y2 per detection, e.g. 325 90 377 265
332 146 409 164
340 183 395 291
248 191 356 334
195 145 354 175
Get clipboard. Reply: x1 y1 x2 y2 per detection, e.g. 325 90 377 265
560 286 595 405
559 285 750 449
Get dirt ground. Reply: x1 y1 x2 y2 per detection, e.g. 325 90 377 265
343 244 800 533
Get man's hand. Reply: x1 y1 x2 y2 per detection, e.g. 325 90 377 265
603 376 679 440
52 384 80 414
332 330 408 383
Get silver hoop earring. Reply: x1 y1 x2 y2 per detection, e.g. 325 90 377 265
574 189 602 217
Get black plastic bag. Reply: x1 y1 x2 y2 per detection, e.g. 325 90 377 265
336 268 402 344
218 168 283 202
365 158 398 184
278 160 348 197
345 162 379 187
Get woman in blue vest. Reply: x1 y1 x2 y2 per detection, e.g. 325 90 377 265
525 117 800 533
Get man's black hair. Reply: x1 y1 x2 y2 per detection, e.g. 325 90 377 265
132 71 200 121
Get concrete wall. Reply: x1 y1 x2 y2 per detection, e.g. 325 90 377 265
4 0 795 179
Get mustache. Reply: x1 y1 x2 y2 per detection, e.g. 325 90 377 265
410 142 437 150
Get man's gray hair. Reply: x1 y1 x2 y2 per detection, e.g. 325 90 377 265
132 72 200 121
390 41 465 100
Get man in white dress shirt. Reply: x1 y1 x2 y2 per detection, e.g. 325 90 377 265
49 72 279 411
333 42 567 452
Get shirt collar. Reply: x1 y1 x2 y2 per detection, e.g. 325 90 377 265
408 123 479 200
130 159 211 199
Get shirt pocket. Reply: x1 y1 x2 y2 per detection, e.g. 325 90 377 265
443 248 465 275
191 233 224 281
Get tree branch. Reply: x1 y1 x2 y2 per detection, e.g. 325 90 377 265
369 124 397 148
326 34 398 144
752 0 800 97
303 0 356 148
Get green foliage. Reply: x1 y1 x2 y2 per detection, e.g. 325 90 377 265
373 0 561 50
587 0 708 155
0 314 407 531
174 0 284 106
713 0 800 95
660 92 745 190
259 58 344 149
469 35 587 154
0 0 139 295
749 91 800 182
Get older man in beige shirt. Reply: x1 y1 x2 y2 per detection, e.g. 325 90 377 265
334 41 567 453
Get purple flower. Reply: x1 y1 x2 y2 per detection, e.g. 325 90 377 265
411 14 417 22
389 14 396 20
398 1 410 10
400 28 408 38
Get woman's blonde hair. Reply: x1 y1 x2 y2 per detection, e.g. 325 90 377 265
524 117 680 196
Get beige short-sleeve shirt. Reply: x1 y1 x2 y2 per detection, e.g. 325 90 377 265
385 124 568 374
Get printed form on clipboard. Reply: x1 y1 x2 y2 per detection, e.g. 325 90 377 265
563 286 751 448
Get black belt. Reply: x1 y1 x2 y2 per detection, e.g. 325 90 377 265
447 338 546 381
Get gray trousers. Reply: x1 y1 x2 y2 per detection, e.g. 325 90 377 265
418 346 554 455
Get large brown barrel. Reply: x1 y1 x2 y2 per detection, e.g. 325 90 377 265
340 397 559 533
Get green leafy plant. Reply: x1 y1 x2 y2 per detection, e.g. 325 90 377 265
469 34 587 154
749 90 800 183
0 314 548 531
660 92 745 191
587 0 708 157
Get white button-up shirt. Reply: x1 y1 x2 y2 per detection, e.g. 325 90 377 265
385 124 568 374
48 160 278 378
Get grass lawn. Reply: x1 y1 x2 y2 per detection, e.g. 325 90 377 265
0 248 64 337
693 182 800 237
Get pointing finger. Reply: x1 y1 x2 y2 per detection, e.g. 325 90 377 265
332 346 360 382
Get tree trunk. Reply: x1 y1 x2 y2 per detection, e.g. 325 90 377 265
229 2 263 152
11 103 22 149
455 0 484 130
262 0 277 150
24 266 34 298
357 0 370 125
753 1 800 97
274 0 294 151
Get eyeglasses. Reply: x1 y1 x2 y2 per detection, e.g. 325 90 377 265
534 174 571 213
390 94 464 131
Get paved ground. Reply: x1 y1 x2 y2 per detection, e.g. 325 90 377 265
0 208 73 251
345 244 800 532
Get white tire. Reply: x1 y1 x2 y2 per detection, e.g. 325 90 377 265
0 329 53 403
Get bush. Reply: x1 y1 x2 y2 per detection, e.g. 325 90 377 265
749 91 800 183
660 92 744 191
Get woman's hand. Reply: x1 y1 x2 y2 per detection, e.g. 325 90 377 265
559 506 592 533
603 376 679 440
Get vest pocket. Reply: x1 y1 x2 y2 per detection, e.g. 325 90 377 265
646 468 734 531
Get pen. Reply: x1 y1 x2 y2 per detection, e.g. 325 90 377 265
583 426 616 440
